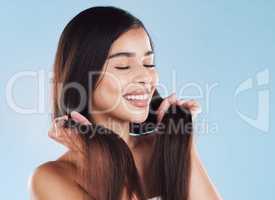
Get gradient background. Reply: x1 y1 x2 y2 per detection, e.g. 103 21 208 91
0 1 274 199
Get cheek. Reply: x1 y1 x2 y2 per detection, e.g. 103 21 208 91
92 74 123 112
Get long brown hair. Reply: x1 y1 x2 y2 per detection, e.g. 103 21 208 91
52 6 193 200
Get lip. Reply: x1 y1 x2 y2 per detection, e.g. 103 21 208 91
123 97 150 108
123 90 151 108
123 89 151 96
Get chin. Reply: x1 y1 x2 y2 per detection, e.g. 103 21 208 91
128 111 149 123
120 99 150 123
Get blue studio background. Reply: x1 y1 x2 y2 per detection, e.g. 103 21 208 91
0 1 274 199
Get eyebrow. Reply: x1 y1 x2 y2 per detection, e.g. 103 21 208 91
107 50 154 59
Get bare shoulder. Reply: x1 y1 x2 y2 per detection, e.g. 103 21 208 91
29 160 90 200
29 160 74 186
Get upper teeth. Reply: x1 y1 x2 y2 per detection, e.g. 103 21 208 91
124 94 149 100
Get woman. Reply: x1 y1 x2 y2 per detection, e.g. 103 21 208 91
29 6 222 200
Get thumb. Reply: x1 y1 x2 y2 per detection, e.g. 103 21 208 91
70 111 92 125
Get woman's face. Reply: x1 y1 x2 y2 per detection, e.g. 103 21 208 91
92 27 159 123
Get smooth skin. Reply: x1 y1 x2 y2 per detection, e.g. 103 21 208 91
29 28 222 200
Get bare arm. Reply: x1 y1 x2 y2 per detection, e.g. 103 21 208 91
189 139 223 200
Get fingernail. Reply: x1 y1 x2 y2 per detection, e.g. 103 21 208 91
71 110 78 115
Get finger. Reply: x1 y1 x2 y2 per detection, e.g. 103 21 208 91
176 99 187 106
70 111 91 125
49 124 66 140
53 115 68 128
176 99 202 118
49 115 84 151
158 93 177 113
49 115 68 139
53 115 68 123
177 99 197 107
48 127 67 145
177 99 200 111
157 93 177 122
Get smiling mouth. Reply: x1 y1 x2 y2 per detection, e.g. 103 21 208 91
123 93 150 108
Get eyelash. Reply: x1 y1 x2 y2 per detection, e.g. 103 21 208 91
144 64 155 68
115 66 130 70
115 64 155 70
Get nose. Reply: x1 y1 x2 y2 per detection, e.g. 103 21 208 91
133 65 153 90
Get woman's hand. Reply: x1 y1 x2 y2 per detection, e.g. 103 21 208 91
48 111 91 151
156 92 201 123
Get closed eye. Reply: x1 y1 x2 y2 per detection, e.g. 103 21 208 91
115 64 155 70
144 64 155 68
115 66 130 70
